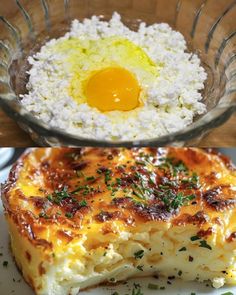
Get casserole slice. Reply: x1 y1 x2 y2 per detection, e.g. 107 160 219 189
1 147 236 294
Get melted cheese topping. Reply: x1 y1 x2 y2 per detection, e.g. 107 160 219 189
2 148 236 295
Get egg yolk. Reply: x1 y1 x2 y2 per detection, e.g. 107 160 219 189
85 67 140 112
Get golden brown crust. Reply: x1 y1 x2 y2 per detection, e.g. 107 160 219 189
2 147 236 252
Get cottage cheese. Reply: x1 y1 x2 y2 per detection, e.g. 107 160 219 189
20 12 207 141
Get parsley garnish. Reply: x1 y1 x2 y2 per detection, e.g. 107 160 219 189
190 236 201 241
72 185 95 196
46 195 53 202
137 265 144 271
134 250 144 259
169 192 195 210
148 283 159 290
116 178 122 186
182 172 199 188
39 212 50 219
105 169 112 184
79 200 87 207
3 261 8 267
158 157 188 176
160 190 195 211
131 172 153 200
48 186 70 204
86 176 96 182
131 283 143 295
137 152 154 167
199 240 212 250
65 212 73 218
221 292 234 295
160 286 166 290
179 247 187 252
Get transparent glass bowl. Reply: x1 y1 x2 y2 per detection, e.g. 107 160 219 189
0 0 236 147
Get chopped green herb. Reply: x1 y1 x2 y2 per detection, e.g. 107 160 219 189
134 250 145 259
116 178 122 185
158 157 188 176
65 212 73 218
137 265 144 271
159 184 171 190
86 176 96 181
39 212 50 219
132 172 154 200
48 186 71 204
111 187 118 197
169 192 195 210
83 185 95 195
221 292 234 295
132 199 143 207
46 195 53 202
181 172 199 188
190 293 196 295
148 283 159 290
160 286 166 290
179 247 187 252
132 189 145 200
199 240 212 250
190 236 200 241
178 270 182 276
159 189 195 212
132 187 146 200
105 169 112 184
79 200 87 207
3 261 8 267
103 252 107 257
71 186 84 194
131 283 143 295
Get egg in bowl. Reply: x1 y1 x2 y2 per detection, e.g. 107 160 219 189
65 36 159 112
21 13 207 140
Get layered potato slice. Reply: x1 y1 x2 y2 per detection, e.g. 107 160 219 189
1 147 236 295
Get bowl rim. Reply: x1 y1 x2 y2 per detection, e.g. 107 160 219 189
0 96 235 146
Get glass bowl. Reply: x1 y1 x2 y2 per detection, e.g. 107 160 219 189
0 0 236 147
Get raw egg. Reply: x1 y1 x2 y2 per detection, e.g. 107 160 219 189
85 67 140 112
61 36 159 113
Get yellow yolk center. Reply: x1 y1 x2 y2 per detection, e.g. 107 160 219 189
85 67 140 112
